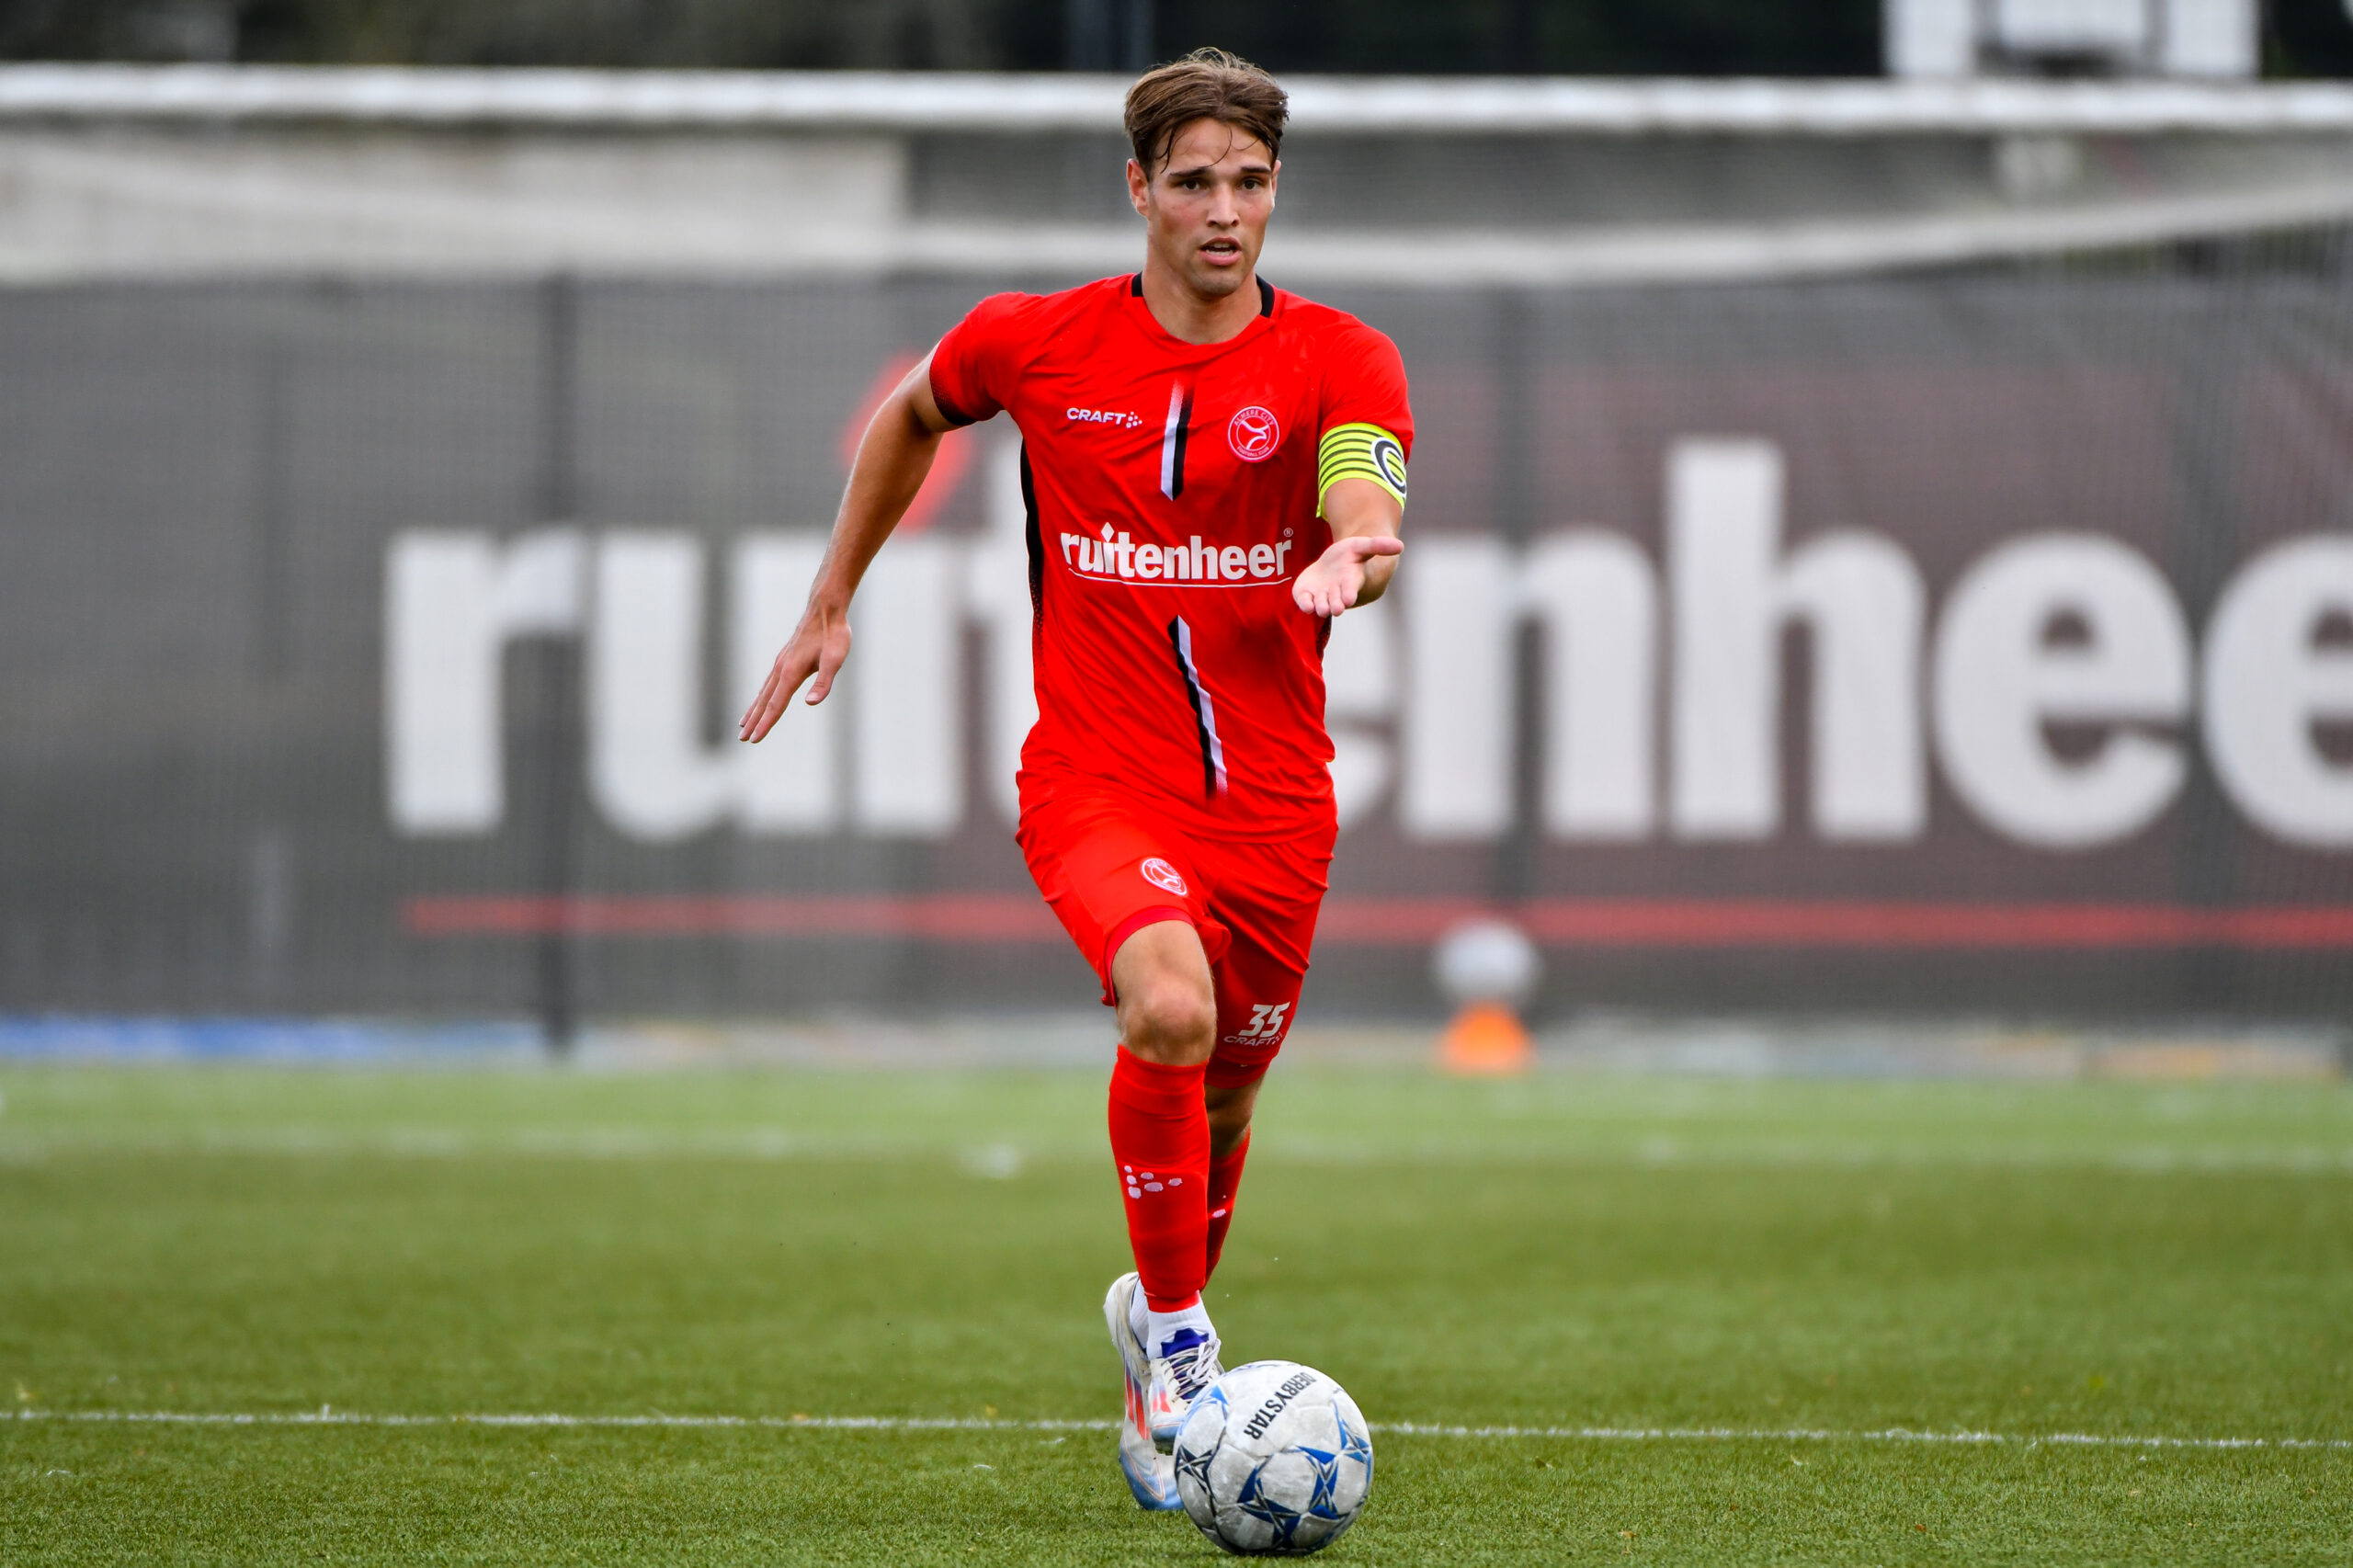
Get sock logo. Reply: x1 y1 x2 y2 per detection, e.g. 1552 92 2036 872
1122 1164 1184 1199
1140 858 1188 897
1223 1002 1290 1043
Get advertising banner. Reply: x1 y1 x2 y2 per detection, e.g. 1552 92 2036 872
1 274 2347 1020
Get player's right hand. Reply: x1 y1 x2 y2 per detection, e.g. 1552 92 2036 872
738 604 851 743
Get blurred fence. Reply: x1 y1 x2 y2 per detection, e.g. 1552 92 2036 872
0 72 2349 1028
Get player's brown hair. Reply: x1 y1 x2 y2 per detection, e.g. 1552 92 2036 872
1124 48 1288 177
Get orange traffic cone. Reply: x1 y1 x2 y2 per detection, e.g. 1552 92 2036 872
1438 1000 1533 1075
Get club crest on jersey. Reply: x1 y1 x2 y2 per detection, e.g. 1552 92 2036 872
1227 406 1281 462
1140 858 1189 897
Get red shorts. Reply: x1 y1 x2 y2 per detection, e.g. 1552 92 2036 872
1017 780 1334 1088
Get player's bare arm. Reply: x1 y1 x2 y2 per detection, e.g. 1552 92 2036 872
1293 479 1403 618
736 354 957 743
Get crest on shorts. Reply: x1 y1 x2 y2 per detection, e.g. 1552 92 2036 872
1140 858 1189 896
1227 406 1281 462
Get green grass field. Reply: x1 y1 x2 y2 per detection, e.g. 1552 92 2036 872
4 1062 2350 1564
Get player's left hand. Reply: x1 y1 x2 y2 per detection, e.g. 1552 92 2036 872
1292 535 1402 618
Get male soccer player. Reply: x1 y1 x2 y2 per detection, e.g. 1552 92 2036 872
737 49 1411 1509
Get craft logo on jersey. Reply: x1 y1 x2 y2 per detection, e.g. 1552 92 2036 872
1140 857 1189 896
1228 406 1281 462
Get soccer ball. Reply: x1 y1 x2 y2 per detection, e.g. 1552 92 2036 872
1172 1360 1373 1555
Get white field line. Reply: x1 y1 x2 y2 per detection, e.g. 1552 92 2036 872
8 1411 1113 1432
1381 1424 2353 1451
9 1410 2347 1451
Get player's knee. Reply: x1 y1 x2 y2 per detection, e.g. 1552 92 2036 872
1120 974 1217 1063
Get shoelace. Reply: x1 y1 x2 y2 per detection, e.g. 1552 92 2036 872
1162 1333 1223 1402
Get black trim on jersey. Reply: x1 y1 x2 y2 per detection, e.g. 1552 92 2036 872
1167 618 1222 803
1132 273 1271 316
1020 444 1043 642
926 363 979 428
1160 381 1194 501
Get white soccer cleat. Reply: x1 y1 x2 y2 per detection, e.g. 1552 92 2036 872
1103 1272 1181 1510
1143 1322 1224 1454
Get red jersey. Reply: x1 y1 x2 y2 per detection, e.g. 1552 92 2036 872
929 275 1413 842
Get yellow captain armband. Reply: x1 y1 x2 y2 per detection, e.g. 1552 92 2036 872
1316 422 1408 516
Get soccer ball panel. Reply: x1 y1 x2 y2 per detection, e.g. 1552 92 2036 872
1327 1388 1373 1525
1171 1360 1373 1556
1173 1384 1230 1517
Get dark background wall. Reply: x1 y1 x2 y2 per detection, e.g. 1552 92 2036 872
2 0 2349 78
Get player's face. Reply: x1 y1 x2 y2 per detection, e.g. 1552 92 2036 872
1127 118 1278 301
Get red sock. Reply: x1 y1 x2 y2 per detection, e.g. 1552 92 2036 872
1108 1046 1211 1312
1203 1129 1251 1282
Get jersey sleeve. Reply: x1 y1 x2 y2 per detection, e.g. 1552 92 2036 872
1316 322 1414 514
927 292 1036 427
1318 323 1413 457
